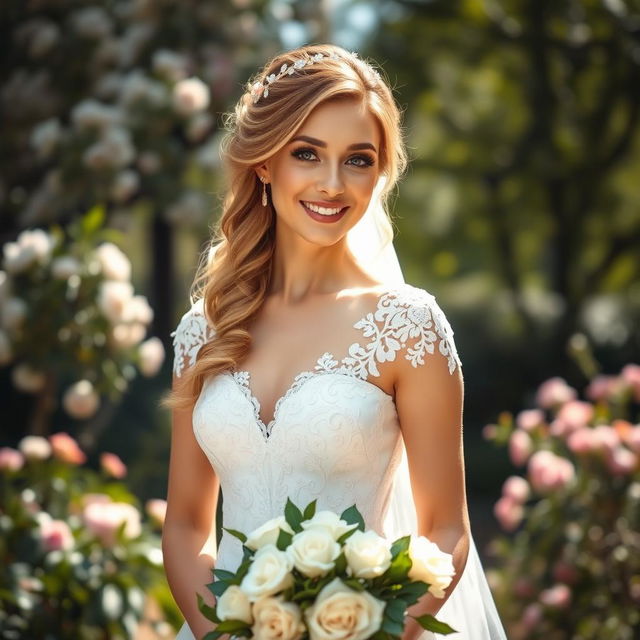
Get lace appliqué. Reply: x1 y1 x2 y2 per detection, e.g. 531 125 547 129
343 284 461 377
171 301 216 378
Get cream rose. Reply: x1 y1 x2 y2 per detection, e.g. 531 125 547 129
251 595 305 640
216 585 253 624
285 527 341 578
240 544 294 602
246 516 295 551
304 577 385 640
300 510 359 540
343 530 392 579
407 536 455 598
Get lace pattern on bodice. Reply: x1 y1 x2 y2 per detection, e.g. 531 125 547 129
171 284 461 440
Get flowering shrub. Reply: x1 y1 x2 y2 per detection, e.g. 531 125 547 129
0 432 177 638
0 206 164 429
484 364 640 639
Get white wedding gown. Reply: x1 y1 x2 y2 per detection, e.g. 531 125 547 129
171 283 507 640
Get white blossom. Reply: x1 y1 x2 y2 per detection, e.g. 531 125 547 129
1 297 27 332
51 256 81 280
118 69 169 109
110 169 139 203
93 243 131 282
172 77 210 116
97 281 134 324
138 337 165 376
63 380 100 419
28 20 61 58
152 49 189 82
83 126 135 170
186 112 213 143
71 99 123 132
70 6 114 39
12 363 46 393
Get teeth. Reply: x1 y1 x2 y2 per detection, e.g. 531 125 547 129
302 201 344 216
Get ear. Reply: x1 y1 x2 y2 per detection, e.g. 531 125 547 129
255 164 270 183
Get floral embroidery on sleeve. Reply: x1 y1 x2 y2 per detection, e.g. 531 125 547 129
343 285 461 377
170 299 216 377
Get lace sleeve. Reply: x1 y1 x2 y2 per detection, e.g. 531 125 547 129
403 286 462 375
170 298 216 378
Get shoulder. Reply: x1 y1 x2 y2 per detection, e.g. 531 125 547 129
170 298 216 378
365 282 462 376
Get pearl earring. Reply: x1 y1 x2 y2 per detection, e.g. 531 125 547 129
260 176 269 206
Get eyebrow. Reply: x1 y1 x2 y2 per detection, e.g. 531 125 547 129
290 135 377 153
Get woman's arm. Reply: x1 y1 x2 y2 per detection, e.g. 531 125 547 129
393 337 470 640
162 373 224 639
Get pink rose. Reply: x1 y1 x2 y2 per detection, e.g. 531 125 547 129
509 430 533 467
0 447 24 471
82 501 142 547
535 377 577 409
566 427 598 455
482 424 498 440
39 518 74 552
586 375 619 402
502 475 530 503
623 425 640 453
591 425 619 454
100 452 127 478
539 583 571 609
49 432 86 465
516 409 545 432
528 450 575 493
145 498 167 526
605 447 638 476
521 603 543 630
493 496 523 532
550 401 594 437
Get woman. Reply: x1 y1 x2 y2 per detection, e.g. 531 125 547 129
163 44 506 639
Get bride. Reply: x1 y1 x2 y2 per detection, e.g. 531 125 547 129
163 44 507 640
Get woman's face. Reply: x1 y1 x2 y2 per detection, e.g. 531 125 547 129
259 97 382 248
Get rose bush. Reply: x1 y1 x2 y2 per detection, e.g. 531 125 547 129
484 363 640 639
0 206 164 433
0 432 180 638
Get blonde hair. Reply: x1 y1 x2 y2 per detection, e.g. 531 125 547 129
164 43 408 411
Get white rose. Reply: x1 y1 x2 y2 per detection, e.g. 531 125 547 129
251 595 305 640
123 295 153 325
138 337 165 377
62 380 100 419
285 528 341 578
304 577 385 640
172 77 209 116
12 363 46 393
343 530 392 579
110 323 147 349
51 256 81 279
2 297 27 331
18 435 51 461
246 516 295 551
216 585 253 624
3 242 37 274
240 544 294 602
300 510 359 541
93 243 131 282
407 536 456 599
97 281 134 324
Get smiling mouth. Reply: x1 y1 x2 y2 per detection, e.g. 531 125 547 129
300 201 348 216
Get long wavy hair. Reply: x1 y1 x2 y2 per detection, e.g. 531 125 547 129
164 43 408 411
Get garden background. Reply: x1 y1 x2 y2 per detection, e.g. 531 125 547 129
1 0 639 638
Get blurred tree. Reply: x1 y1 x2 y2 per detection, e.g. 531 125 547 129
363 0 640 397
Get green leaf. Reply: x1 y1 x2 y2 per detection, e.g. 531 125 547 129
81 205 105 236
276 528 293 550
333 552 347 575
208 581 228 598
414 614 458 635
385 598 407 623
342 578 366 591
284 498 304 531
222 527 247 543
381 617 404 636
394 580 428 605
197 593 219 622
303 499 317 520
214 619 252 633
340 504 365 531
336 528 359 545
383 550 412 582
390 535 410 557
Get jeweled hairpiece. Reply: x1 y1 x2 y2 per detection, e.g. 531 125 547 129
249 51 358 104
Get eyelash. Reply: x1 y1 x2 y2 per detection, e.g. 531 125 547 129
291 147 375 168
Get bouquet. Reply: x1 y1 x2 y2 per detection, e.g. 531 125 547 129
197 498 457 640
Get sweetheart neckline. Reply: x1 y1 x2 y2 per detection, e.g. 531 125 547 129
223 365 395 443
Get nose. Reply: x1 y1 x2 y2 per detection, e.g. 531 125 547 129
317 162 345 197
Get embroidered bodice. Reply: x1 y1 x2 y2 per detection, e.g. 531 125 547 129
171 283 461 578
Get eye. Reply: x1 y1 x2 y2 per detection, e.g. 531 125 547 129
291 147 376 168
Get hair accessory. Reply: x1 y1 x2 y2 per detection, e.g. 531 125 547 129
260 175 268 206
249 51 355 104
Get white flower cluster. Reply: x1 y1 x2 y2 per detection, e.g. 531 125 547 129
214 509 456 640
0 228 165 417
